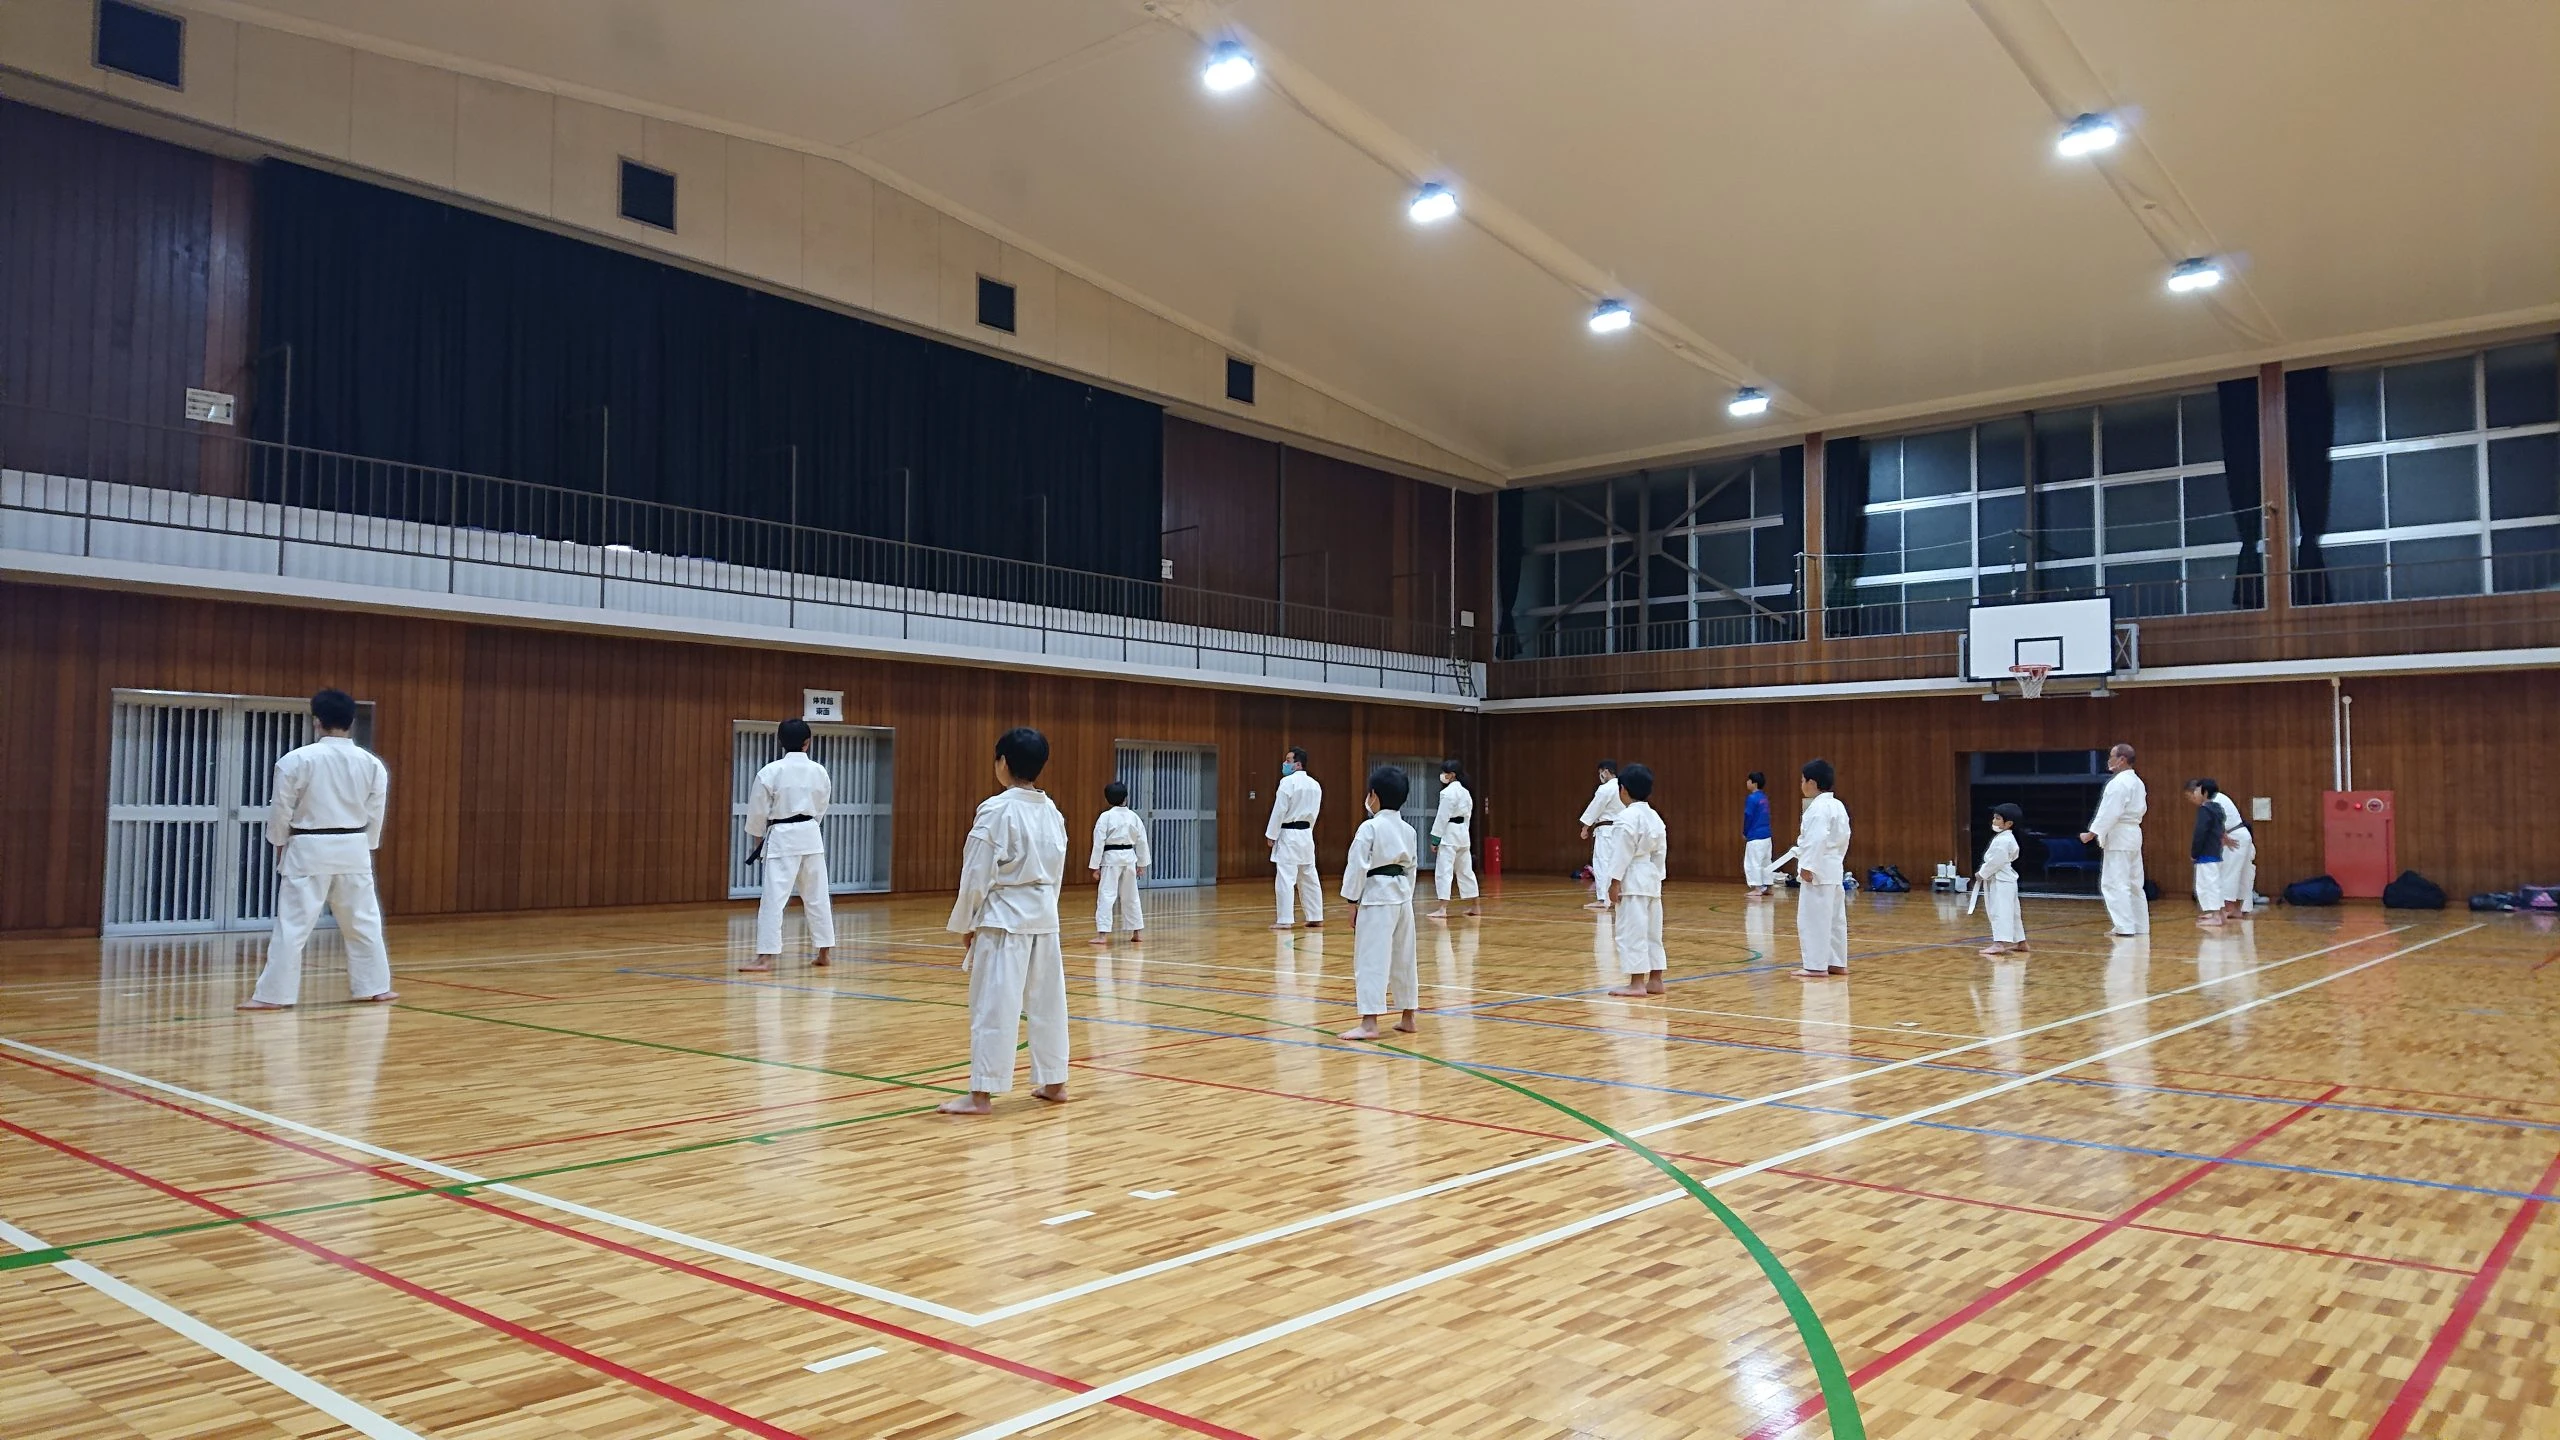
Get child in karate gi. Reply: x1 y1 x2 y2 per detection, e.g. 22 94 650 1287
1338 766 1420 1041
1977 802 2027 956
1607 764 1669 997
1089 780 1149 945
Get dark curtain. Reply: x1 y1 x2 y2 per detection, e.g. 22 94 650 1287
1494 488 1524 645
1777 445 1807 627
1820 437 1867 626
2284 367 2333 604
250 162 1162 587
2216 376 2264 609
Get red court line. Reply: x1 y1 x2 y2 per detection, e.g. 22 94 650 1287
2363 1146 2560 1440
2530 948 2559 974
0 1116 814 1440
1080 1062 2454 1275
1 1056 1255 1439
397 975 566 1001
1742 1085 2346 1440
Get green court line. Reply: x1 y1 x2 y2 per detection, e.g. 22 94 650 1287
0 1098 941 1273
394 1001 972 1094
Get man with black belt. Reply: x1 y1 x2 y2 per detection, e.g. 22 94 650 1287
1267 745 1325 930
743 718 834 972
240 689 395 1010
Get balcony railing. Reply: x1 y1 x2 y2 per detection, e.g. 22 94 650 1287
0 404 1476 697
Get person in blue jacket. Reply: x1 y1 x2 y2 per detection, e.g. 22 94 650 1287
1741 771 1774 898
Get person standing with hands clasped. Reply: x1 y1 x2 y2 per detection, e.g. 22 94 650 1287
1339 766 1420 1041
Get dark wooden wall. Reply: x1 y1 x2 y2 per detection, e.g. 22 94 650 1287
1482 672 2558 905
1162 416 1493 649
0 582 1454 936
0 100 257 491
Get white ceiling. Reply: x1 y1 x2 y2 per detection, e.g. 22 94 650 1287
215 0 2560 481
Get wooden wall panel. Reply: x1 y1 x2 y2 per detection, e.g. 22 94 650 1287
0 582 1459 937
0 101 255 482
1484 672 2559 906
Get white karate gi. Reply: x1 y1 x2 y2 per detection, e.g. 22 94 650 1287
2213 792 2256 913
250 737 393 1006
1743 839 1774 889
1267 768 1325 924
1090 805 1151 934
1342 810 1419 1015
948 786 1070 1094
1978 829 2024 945
1611 800 1669 978
1579 778 1626 899
1795 792 1853 974
2090 768 2150 936
1432 780 1478 903
746 751 835 955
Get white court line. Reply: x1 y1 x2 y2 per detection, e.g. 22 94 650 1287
0 924 2409 1334
1041 1210 1095 1226
952 925 2481 1438
0 1214 424 1439
804 1344 887 1373
1131 1189 1178 1200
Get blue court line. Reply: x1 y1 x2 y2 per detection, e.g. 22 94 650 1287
623 966 2560 1205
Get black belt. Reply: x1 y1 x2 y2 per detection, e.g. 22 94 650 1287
1103 843 1135 851
1280 821 1311 830
1592 820 1614 827
1366 864 1406 878
291 826 367 836
746 816 817 865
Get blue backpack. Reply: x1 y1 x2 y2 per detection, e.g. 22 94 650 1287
1866 866 1911 893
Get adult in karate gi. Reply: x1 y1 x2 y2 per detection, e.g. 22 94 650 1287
742 718 834 972
2079 742 2151 937
941 727 1071 1114
1578 759 1625 910
1741 772 1775 897
1338 766 1421 1041
2202 779 2256 918
1606 764 1669 996
240 689 396 1010
1427 759 1480 919
1787 759 1853 978
1267 745 1325 930
1088 779 1150 945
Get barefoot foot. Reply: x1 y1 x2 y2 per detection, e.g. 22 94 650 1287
1337 1024 1382 1040
1644 979 1667 995
812 952 831 967
1090 934 1112 947
1032 1083 1069 1105
1393 1018 1419 1034
1606 984 1650 997
937 1093 994 1115
741 960 774 972
1130 932 1142 945
350 991 399 1003
236 999 293 1011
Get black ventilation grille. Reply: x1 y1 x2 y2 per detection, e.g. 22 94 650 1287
619 159 676 231
95 0 185 89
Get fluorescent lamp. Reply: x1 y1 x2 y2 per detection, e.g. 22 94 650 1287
1201 40 1255 92
2166 257 2223 293
1728 387 1771 418
1408 182 1458 224
1587 300 1633 334
2056 112 2121 157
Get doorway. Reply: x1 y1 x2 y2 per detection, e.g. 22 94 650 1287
728 721 893 896
1366 754 1446 872
1966 750 2109 897
1114 742 1218 887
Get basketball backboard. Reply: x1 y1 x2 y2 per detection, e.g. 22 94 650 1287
1964 597 2115 683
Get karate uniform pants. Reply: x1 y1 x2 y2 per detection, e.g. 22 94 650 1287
252 870 392 1006
1096 859 1144 933
1590 827 1622 898
1797 879 1849 972
966 930 1069 1094
1435 843 1478 902
2193 860 2224 913
756 851 836 954
1985 875 2024 944
1743 838 1773 888
1275 862 1323 924
2225 830 2256 912
1613 893 1666 977
1353 902 1418 1014
2099 845 2150 935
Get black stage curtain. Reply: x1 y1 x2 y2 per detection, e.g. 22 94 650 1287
1820 436 1867 629
1494 488 1524 647
2216 376 2264 609
251 162 1162 587
1777 444 1807 622
2284 368 2333 604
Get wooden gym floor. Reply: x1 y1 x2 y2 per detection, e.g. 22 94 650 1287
1 880 2554 1439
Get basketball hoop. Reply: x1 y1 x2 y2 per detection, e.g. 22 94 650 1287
2009 662 2052 700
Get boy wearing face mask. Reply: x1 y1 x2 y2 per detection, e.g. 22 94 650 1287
1338 765 1419 1040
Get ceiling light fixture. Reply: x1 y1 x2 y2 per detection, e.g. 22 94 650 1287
1408 182 1458 224
1201 39 1256 92
1728 387 1771 419
2055 112 2121 157
2165 257 2223 293
1587 300 1633 334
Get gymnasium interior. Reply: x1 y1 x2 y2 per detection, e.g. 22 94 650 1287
2 3 2556 1437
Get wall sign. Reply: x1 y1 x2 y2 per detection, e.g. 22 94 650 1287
184 388 236 424
802 688 844 723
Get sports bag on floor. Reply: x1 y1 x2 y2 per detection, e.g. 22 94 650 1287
2284 875 2343 906
2381 870 2446 910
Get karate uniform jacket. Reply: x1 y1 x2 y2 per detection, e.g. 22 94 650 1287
947 786 1068 936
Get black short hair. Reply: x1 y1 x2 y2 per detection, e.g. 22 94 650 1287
1104 780 1129 806
778 718 813 751
1439 758 1467 785
1801 758 1836 791
1746 771 1765 790
310 689 357 730
1992 802 2024 824
1367 764 1410 811
1597 758 1618 775
997 726 1050 781
1286 745 1310 768
1618 763 1654 802
2197 778 2220 798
